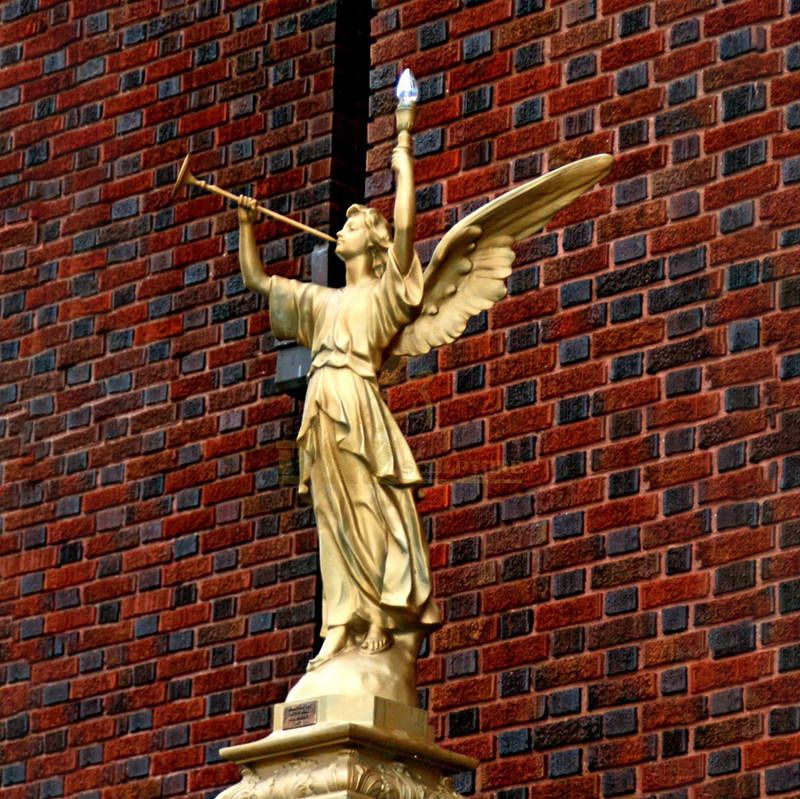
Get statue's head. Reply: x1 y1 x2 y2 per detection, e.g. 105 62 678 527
336 204 392 278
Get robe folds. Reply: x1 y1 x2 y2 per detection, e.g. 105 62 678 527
268 248 441 635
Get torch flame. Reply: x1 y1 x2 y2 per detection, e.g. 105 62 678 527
396 68 418 106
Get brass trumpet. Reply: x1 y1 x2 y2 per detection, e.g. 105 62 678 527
170 154 336 244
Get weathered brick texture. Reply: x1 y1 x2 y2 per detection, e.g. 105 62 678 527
1 0 799 798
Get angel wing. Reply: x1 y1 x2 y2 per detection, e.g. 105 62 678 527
386 153 614 359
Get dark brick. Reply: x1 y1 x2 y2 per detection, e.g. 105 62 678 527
710 688 743 716
549 748 581 778
666 367 701 397
668 247 706 279
769 707 800 736
553 569 586 598
608 469 639 499
607 527 640 556
499 728 532 756
729 319 759 352
709 621 756 658
671 18 699 47
603 707 637 736
662 605 689 634
620 5 649 36
722 83 766 122
662 727 688 757
534 716 602 749
556 451 586 482
722 140 767 177
617 63 648 95
666 545 692 574
610 352 643 381
714 560 756 594
708 747 741 776
661 666 687 694
567 53 596 82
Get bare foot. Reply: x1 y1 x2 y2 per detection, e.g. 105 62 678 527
360 623 391 654
306 625 348 671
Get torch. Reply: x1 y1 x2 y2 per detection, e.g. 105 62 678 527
395 68 418 149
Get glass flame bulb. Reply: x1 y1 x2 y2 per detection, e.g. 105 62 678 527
396 68 418 106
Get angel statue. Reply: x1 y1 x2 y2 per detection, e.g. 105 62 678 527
233 70 613 705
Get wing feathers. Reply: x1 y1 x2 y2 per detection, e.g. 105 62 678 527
387 154 613 359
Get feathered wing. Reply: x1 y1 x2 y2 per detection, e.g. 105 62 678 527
386 153 614 359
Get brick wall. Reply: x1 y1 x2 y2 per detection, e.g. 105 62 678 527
1 0 800 798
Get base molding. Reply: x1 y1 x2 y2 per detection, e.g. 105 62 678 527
214 695 476 799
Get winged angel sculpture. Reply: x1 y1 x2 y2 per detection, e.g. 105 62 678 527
235 72 613 703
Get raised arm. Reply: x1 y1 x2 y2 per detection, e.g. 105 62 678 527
237 196 272 296
391 116 416 277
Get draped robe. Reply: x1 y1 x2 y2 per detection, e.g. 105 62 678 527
268 248 441 636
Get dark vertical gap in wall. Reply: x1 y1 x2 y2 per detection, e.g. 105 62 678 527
326 0 371 288
310 0 371 658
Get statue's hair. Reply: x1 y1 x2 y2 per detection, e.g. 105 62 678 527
346 204 392 277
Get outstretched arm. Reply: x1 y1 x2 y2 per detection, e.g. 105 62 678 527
391 132 416 277
237 196 272 296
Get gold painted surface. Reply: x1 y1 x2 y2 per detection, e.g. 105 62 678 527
233 91 613 703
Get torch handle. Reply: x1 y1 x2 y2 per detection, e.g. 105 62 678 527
195 178 336 244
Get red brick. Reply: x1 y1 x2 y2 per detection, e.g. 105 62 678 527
542 245 609 285
642 695 709 732
710 226 775 266
496 120 560 159
705 0 781 35
696 526 774 568
593 318 664 356
600 87 664 127
550 18 613 58
487 346 556 385
691 651 773 694
536 476 604 514
540 419 604 456
496 64 561 106
704 163 780 211
480 754 545 791
482 634 549 670
536 594 602 631
549 76 613 116
430 675 495 711
704 51 782 92
498 9 560 47
602 31 666 71
488 403 553 441
641 754 705 792
704 110 782 153
598 201 667 243
652 157 716 197
387 373 452 412
654 40 715 82
586 494 659 533
641 573 710 609
698 465 771 504
744 735 800 770
450 0 512 35
540 362 606 401
647 394 721 429
651 214 716 254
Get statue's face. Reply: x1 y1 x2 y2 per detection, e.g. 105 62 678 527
335 214 369 261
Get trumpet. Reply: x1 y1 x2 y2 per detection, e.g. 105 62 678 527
170 154 336 244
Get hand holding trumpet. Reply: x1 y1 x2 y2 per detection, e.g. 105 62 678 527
237 195 261 226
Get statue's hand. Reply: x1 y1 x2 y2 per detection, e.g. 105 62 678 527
237 195 260 225
391 145 412 175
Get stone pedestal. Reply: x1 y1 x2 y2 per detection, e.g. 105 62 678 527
214 695 476 799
